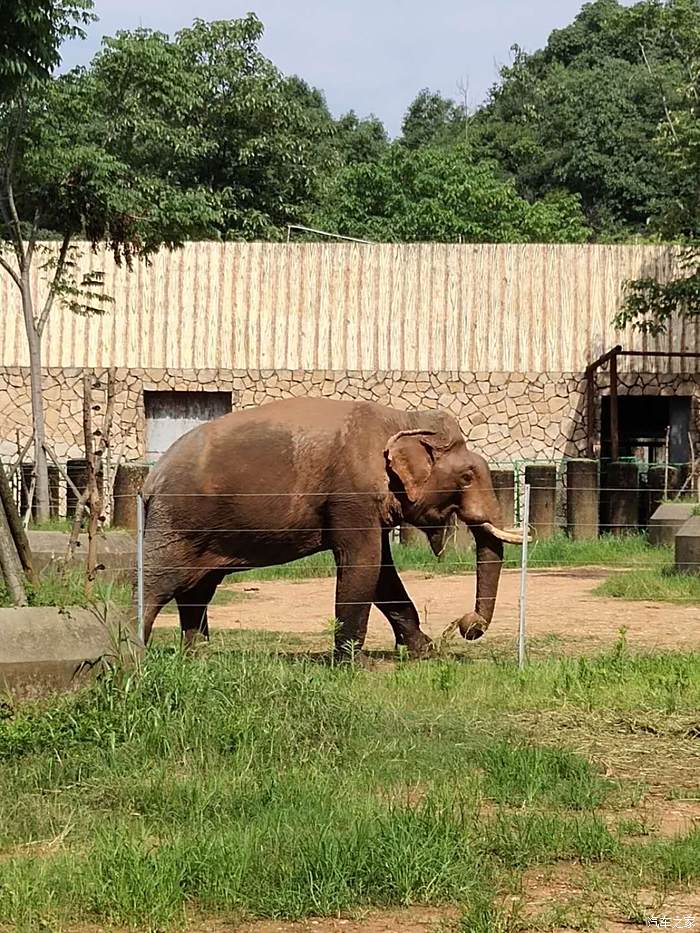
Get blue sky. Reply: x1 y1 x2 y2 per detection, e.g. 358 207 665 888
61 1 634 136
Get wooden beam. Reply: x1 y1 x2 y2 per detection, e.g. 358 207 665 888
586 367 596 458
610 350 620 463
617 350 700 359
586 344 623 375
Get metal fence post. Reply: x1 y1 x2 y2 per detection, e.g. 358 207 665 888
518 483 531 670
136 493 145 644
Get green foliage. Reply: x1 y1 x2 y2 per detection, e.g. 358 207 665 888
471 0 700 237
400 88 466 149
616 247 700 334
0 0 94 97
616 20 700 333
333 110 389 166
315 144 591 243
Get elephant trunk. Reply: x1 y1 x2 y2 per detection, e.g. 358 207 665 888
456 526 504 640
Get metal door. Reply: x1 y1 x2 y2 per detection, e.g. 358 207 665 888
144 391 232 460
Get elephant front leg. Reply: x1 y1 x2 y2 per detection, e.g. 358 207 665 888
332 531 381 662
375 531 432 658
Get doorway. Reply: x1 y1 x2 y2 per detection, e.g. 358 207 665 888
144 391 232 460
601 395 691 464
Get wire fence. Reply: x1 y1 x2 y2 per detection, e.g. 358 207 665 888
3 455 698 665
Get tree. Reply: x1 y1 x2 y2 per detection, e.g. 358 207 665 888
314 144 591 243
0 0 94 94
333 111 388 166
88 17 335 240
401 89 465 149
616 32 700 333
471 0 700 237
1 14 222 520
1 0 95 520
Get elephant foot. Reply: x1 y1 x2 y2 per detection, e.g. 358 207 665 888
333 644 372 668
400 632 434 660
456 612 491 641
181 630 210 654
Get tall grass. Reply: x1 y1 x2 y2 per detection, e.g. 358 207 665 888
0 645 699 928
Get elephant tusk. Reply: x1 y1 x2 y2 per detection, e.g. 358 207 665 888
479 522 531 545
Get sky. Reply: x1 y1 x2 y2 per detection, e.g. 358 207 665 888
61 1 633 137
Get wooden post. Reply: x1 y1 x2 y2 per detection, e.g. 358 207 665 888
0 462 35 584
524 465 557 539
606 461 640 535
586 367 595 459
0 500 27 605
610 350 619 464
566 459 599 540
491 469 515 528
81 371 115 595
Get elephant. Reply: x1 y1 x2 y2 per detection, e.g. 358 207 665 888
139 397 525 657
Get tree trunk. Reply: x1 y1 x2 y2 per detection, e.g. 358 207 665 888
0 499 27 606
21 283 50 522
0 462 35 584
83 373 100 596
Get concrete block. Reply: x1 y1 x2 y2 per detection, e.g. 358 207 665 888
0 606 140 697
648 503 696 548
675 515 700 575
27 531 135 582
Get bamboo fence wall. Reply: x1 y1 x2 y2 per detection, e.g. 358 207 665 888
1 242 698 373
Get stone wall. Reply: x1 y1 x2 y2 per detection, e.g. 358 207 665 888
1 367 699 465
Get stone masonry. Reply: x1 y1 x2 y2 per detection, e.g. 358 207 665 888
1 367 699 465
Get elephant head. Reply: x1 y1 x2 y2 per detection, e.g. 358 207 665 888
385 428 525 640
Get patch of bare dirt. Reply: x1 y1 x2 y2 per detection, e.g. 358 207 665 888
55 908 459 933
152 570 699 655
514 865 700 932
230 907 458 932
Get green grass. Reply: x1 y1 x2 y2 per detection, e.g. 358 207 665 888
0 533 671 606
234 533 670 582
0 643 699 930
27 518 123 533
0 570 131 609
595 567 700 602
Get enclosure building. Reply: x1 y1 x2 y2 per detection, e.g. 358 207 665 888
0 242 699 468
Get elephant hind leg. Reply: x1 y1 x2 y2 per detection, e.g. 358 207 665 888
176 573 222 650
375 531 431 657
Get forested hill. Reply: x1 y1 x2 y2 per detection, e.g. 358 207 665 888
2 0 699 246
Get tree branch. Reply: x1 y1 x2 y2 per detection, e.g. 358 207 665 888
37 232 72 335
25 208 41 268
0 252 21 289
1 101 27 267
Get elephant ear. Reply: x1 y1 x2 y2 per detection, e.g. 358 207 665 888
385 430 440 503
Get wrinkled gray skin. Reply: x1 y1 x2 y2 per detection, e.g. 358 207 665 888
140 398 522 658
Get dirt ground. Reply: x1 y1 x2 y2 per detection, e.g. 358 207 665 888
157 568 699 654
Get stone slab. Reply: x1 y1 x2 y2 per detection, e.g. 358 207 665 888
648 503 696 548
27 531 135 582
0 606 140 698
675 515 700 576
